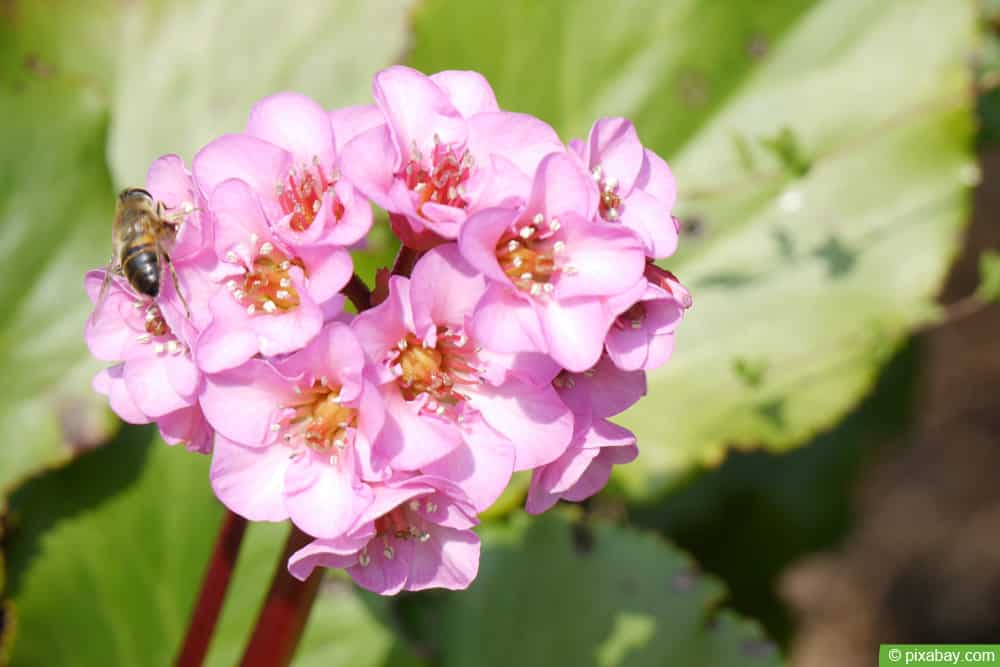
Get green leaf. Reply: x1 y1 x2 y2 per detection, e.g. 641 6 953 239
420 512 782 667
409 0 976 499
976 250 1000 303
2 429 425 667
0 0 409 493
0 78 118 494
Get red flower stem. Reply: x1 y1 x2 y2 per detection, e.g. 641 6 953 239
238 525 322 667
391 245 422 278
175 509 248 667
342 273 372 311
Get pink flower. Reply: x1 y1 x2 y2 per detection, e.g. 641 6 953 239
605 282 685 372
341 66 563 246
194 178 348 373
459 152 647 371
195 92 373 250
525 415 637 514
288 475 480 594
352 244 574 509
85 270 212 453
145 154 213 264
199 322 382 538
570 118 678 259
553 353 646 418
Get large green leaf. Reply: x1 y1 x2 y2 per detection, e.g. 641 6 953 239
2 430 426 667
412 512 781 667
409 0 976 499
0 0 409 493
3 431 776 666
3 429 779 666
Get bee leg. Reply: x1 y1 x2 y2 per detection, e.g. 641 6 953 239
90 256 117 324
158 243 191 319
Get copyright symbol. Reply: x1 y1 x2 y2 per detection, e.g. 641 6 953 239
888 648 902 662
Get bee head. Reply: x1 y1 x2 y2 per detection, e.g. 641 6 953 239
119 188 154 206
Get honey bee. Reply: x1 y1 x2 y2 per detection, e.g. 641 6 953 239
91 187 190 323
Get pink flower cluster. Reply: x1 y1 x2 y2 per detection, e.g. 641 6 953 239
84 66 690 595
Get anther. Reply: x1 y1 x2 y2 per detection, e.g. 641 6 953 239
530 283 542 296
419 531 431 542
259 242 274 255
250 233 259 246
270 423 281 432
153 342 165 354
247 304 256 315
519 226 535 239
359 552 371 567
383 546 395 560
409 500 421 511
425 502 438 513
533 213 544 225
520 272 534 281
166 340 180 354
553 241 566 254
279 278 291 288
136 333 152 343
507 240 520 252
225 251 239 263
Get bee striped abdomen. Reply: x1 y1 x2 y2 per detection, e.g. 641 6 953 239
122 242 161 297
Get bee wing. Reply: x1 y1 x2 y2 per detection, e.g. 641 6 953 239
88 256 117 325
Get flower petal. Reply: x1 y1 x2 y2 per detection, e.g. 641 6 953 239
247 92 335 169
410 244 486 334
423 417 515 511
527 152 597 222
373 65 466 157
287 529 376 581
339 124 397 211
93 366 149 425
470 283 546 355
540 297 613 373
330 105 386 154
587 118 643 194
284 451 373 539
404 526 480 592
193 133 291 204
467 380 573 471
429 70 499 116
376 387 463 470
557 219 646 298
199 359 292 447
210 434 290 522
466 111 562 177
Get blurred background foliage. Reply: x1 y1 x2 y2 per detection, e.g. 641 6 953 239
0 1 994 666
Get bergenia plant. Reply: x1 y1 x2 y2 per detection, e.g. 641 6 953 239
83 66 690 662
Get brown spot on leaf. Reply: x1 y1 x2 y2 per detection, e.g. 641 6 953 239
23 53 55 78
